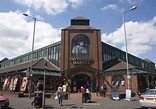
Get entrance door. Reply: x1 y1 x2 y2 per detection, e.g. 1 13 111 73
72 74 91 92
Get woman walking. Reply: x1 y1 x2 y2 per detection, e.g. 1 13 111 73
56 85 63 106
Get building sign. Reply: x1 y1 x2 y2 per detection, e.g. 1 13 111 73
70 57 93 65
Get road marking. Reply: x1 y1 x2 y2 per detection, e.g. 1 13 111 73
84 103 101 105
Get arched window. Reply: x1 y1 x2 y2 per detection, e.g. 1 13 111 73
72 34 90 56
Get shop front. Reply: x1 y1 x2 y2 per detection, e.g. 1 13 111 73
71 74 91 92
61 65 102 92
0 58 61 93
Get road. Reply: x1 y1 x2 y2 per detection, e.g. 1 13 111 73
3 92 142 109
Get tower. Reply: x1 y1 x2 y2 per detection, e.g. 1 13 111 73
60 16 102 91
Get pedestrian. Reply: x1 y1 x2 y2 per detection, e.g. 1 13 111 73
95 85 99 96
86 88 91 102
103 84 107 97
81 86 86 103
73 82 77 93
99 85 103 96
56 85 63 106
31 83 40 105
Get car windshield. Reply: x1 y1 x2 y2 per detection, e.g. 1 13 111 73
144 90 156 95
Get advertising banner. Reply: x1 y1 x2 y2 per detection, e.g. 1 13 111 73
20 77 28 92
126 89 131 99
12 77 18 91
9 78 14 91
2 78 8 90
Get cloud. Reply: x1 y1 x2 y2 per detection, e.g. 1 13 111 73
119 0 143 5
121 43 152 56
0 11 61 60
101 4 124 13
127 0 143 4
101 16 156 56
68 0 85 8
14 0 86 15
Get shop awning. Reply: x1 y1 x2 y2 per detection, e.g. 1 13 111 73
102 58 156 76
102 68 149 76
0 57 60 74
31 69 61 76
0 69 61 77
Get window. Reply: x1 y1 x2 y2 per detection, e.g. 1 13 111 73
129 55 134 63
72 34 90 56
112 75 125 88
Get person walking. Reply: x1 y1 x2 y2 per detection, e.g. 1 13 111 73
95 85 99 96
86 88 91 102
31 83 40 105
99 85 103 96
103 84 107 97
81 86 86 103
56 85 63 106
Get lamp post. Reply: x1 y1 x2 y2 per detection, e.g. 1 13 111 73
23 13 36 99
122 6 137 100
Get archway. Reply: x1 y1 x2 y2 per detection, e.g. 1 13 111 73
71 74 91 92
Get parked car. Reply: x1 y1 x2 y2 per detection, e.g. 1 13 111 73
139 89 156 109
0 94 9 109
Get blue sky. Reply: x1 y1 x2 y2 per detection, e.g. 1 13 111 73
0 0 156 65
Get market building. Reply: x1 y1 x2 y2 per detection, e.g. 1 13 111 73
0 16 156 97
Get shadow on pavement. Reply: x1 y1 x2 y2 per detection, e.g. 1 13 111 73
89 100 97 103
45 105 54 108
70 106 79 108
8 107 15 109
64 103 76 106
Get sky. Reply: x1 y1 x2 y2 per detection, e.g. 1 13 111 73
0 0 156 65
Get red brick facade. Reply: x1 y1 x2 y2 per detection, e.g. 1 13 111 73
60 17 102 91
60 29 102 71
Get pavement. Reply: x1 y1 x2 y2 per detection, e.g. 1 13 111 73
2 91 141 109
49 92 140 109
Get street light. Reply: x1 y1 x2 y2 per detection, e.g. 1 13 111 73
23 13 36 99
122 6 137 100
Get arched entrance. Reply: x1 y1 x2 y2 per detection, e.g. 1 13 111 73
71 74 91 92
